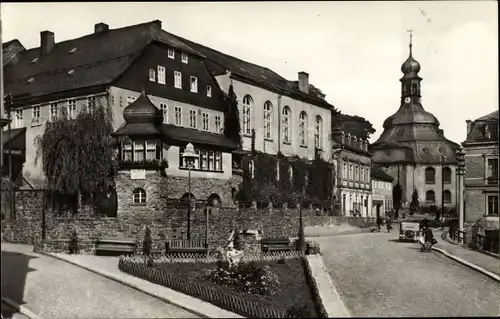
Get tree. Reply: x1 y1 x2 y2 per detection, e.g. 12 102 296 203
410 189 419 215
392 183 403 218
34 101 118 213
224 85 242 148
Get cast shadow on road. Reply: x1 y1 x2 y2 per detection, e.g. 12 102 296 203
387 239 416 243
1 251 37 307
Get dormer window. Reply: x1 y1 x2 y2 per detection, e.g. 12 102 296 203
181 52 188 64
149 69 156 82
206 85 212 97
190 76 198 93
168 48 175 59
27 78 34 84
67 69 75 76
69 47 77 54
30 57 38 64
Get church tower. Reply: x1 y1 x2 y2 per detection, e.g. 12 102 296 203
371 31 459 211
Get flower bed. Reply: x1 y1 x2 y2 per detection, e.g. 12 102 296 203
119 255 321 318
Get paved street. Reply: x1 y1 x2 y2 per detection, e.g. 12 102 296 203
1 243 198 319
314 232 500 317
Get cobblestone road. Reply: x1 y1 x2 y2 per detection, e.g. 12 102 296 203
314 232 500 317
1 243 199 319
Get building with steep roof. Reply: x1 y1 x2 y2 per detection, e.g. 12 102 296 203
463 110 499 222
371 34 459 212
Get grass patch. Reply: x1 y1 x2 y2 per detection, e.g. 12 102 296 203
156 258 318 316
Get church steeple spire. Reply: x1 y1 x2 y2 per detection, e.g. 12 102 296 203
400 30 422 103
408 29 413 57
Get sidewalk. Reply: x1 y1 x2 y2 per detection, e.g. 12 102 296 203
432 231 500 281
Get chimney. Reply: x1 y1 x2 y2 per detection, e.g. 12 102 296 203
152 20 162 29
466 120 472 135
94 23 109 33
298 71 309 94
40 31 55 55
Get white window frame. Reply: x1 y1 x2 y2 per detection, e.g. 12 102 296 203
215 115 221 133
264 101 272 139
299 111 308 146
133 140 145 162
189 109 197 129
190 76 198 93
67 99 77 119
315 115 323 149
202 112 209 131
215 152 222 171
160 103 168 123
149 69 156 82
181 52 188 64
87 96 96 113
174 71 182 89
168 48 175 59
282 106 291 143
206 85 212 97
175 106 182 126
242 95 253 135
14 109 23 128
133 188 146 204
49 103 58 122
122 141 133 161
32 106 41 126
157 66 166 84
145 141 157 161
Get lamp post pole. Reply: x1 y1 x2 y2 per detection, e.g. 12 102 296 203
441 155 446 222
181 143 198 241
456 146 466 244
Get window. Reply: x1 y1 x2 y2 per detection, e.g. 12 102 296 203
122 141 132 161
134 140 145 162
215 152 221 171
149 69 156 82
315 115 323 149
487 196 498 215
202 113 209 131
343 194 346 214
361 167 365 182
366 168 369 182
157 66 166 84
49 103 58 121
349 164 353 180
175 107 182 126
168 48 175 59
179 146 222 172
127 96 136 105
215 116 221 133
443 190 451 203
343 163 347 179
32 106 41 126
242 95 253 135
189 110 197 129
133 188 146 204
67 99 77 119
87 96 96 113
145 141 156 161
206 85 212 97
443 167 451 184
355 165 359 181
425 167 435 184
487 158 498 180
426 190 435 203
264 101 272 139
282 106 291 143
181 52 188 63
14 109 23 128
174 71 182 89
160 103 168 123
190 76 198 93
299 111 308 146
249 160 255 178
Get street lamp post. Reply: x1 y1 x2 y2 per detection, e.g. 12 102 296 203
456 146 466 244
181 143 199 241
441 155 446 222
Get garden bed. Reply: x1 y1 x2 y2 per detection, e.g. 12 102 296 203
156 258 318 316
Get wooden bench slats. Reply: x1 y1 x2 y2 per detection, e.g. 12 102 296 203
96 245 136 252
97 238 137 244
166 239 208 253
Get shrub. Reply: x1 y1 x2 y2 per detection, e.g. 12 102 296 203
286 304 316 318
142 226 153 266
233 229 242 251
68 229 79 254
205 261 280 296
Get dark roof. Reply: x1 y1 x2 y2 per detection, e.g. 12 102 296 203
160 124 237 151
3 21 203 101
113 123 163 137
371 166 394 182
332 113 375 139
165 32 335 110
2 127 27 148
464 110 499 143
476 110 499 121
122 91 163 125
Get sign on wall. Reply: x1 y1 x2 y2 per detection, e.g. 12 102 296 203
130 169 146 180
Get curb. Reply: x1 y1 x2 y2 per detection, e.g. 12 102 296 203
431 247 500 283
305 254 351 318
442 231 500 260
1 296 43 319
37 251 241 318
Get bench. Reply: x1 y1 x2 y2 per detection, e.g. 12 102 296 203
165 239 208 255
95 237 137 256
261 237 294 253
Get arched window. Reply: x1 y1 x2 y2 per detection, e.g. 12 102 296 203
426 190 435 203
315 115 323 149
425 167 436 184
208 193 221 207
264 101 273 139
282 106 291 143
133 188 146 204
443 190 451 203
299 111 308 146
443 167 451 184
242 95 253 135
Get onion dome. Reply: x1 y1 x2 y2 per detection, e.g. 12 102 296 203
401 32 421 75
123 90 163 125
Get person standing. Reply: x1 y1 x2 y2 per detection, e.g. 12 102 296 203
386 215 393 233
376 216 383 232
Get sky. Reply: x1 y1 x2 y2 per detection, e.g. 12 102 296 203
1 1 498 143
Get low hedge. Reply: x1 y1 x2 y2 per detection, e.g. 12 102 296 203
301 256 328 318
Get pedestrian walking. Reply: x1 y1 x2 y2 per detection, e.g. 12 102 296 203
376 216 383 232
386 215 393 233
441 214 447 231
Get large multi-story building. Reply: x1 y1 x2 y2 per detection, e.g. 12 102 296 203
371 36 459 213
463 110 499 223
371 166 394 218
